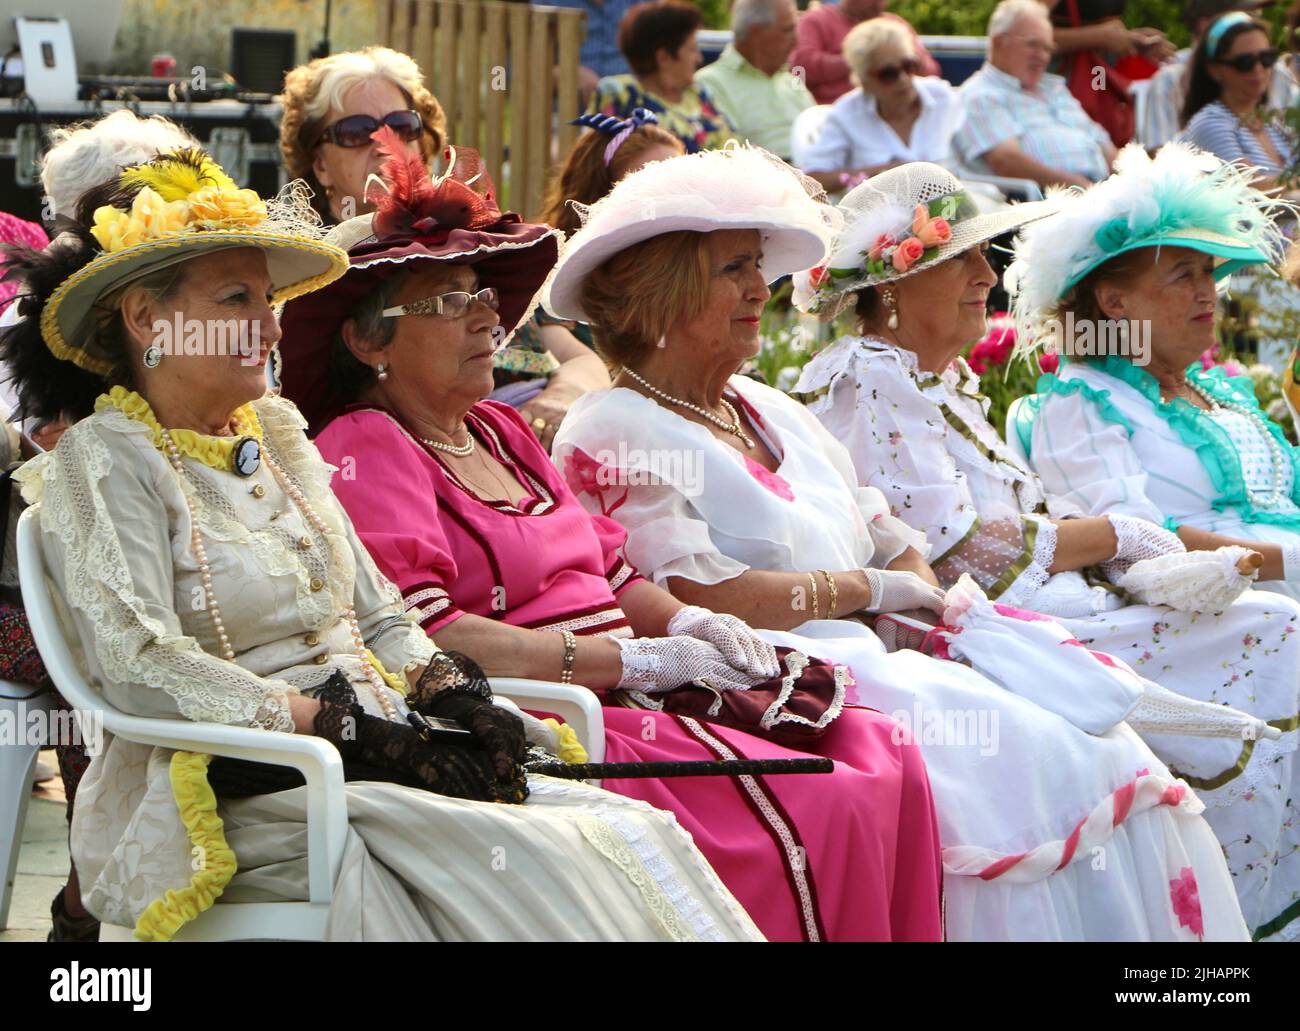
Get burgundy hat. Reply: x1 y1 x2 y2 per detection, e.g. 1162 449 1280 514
277 132 561 435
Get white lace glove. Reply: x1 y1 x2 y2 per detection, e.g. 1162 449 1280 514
666 605 779 677
863 569 947 616
615 636 767 694
1100 513 1185 582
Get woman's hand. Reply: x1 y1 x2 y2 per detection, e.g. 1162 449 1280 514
422 690 529 783
615 636 768 693
665 604 779 677
861 569 946 616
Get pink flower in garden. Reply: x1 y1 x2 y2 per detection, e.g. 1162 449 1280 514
743 455 795 501
892 237 926 271
1170 867 1204 939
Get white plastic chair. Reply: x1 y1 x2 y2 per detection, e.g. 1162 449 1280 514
17 504 605 941
0 677 56 930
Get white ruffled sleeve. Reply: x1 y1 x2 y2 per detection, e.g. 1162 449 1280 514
1029 387 1169 526
15 419 297 731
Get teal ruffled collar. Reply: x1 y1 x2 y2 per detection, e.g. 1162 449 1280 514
1054 355 1300 529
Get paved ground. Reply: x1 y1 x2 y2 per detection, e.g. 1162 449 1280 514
2 750 67 942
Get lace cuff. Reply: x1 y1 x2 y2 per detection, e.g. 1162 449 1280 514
251 690 296 733
998 517 1058 609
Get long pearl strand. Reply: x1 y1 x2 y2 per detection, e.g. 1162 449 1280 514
1184 376 1289 509
621 365 755 449
159 429 400 722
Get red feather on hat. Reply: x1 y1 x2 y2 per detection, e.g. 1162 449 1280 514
367 126 502 238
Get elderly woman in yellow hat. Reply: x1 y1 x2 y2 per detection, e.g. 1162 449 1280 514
1 150 763 941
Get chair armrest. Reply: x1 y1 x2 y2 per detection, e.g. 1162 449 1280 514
490 678 606 764
94 714 347 905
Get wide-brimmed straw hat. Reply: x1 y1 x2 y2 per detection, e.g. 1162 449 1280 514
791 162 1055 319
543 142 839 323
41 148 347 375
1006 142 1291 346
277 134 561 434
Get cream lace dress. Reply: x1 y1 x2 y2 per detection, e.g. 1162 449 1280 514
16 390 761 942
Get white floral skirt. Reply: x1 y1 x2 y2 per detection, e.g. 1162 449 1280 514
1058 588 1300 941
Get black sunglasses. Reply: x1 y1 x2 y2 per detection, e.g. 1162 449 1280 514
873 58 920 83
1215 48 1279 73
315 109 423 148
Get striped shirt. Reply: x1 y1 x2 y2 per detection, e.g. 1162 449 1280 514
1140 49 1300 150
954 63 1111 182
1181 100 1297 176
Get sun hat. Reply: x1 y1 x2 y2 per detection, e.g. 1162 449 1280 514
542 141 839 323
1005 142 1291 343
40 148 348 376
277 130 562 434
790 162 1056 319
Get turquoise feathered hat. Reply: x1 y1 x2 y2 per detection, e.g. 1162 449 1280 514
1006 142 1292 344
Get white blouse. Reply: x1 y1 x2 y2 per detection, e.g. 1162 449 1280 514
552 374 927 591
801 76 962 174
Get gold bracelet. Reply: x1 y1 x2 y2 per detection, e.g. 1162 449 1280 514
807 571 820 621
818 569 837 618
559 629 578 684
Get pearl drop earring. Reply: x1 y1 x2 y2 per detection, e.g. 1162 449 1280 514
376 362 389 382
883 288 899 331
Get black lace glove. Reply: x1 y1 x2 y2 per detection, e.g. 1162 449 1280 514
408 652 528 783
312 698 525 803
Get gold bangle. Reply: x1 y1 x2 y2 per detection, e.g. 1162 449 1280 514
559 630 578 684
818 569 837 618
807 571 820 621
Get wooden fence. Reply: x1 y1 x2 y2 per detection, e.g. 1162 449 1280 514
375 0 586 218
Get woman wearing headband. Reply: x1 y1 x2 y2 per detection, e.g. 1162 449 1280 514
1 148 764 942
549 144 1249 941
795 154 1300 940
1181 12 1295 192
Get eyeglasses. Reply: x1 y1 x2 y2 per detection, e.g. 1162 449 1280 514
382 287 499 319
1215 49 1279 73
1009 35 1054 55
315 110 423 148
872 58 920 83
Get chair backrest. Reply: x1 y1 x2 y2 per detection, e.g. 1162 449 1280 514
17 506 104 717
790 104 833 170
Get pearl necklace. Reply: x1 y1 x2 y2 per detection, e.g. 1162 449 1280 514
621 366 755 449
420 430 475 457
1183 376 1289 509
159 428 400 722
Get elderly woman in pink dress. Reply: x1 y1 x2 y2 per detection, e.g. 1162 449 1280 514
276 138 944 942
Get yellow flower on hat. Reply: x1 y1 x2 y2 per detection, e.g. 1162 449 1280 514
188 185 267 228
90 187 192 253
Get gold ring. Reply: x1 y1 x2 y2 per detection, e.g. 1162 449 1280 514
531 417 547 431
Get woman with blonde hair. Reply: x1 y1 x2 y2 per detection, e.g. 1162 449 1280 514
280 45 447 224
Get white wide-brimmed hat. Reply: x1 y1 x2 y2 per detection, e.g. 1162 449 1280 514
543 142 838 323
791 162 1056 319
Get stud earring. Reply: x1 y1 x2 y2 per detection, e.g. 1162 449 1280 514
142 345 164 368
882 287 899 330
376 362 389 382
